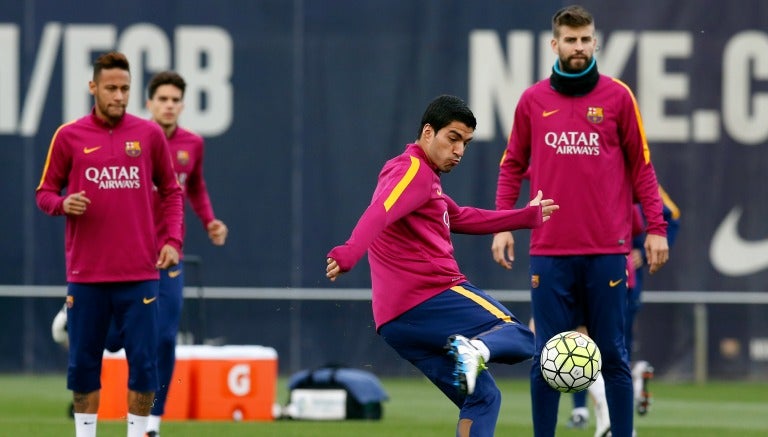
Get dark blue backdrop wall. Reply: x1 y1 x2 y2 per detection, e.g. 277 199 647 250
2 0 768 376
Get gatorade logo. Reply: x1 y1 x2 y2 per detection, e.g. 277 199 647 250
227 364 251 396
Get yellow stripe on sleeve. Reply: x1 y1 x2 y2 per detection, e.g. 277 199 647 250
451 285 513 323
658 185 681 219
383 155 420 212
36 122 73 190
612 78 651 164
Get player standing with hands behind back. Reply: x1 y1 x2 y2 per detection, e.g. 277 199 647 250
36 52 183 437
326 95 558 437
142 71 228 437
491 6 669 437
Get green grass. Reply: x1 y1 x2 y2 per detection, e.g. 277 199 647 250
2 374 767 436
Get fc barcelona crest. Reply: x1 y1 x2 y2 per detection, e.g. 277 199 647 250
586 107 604 123
176 150 190 166
125 141 142 157
531 275 540 289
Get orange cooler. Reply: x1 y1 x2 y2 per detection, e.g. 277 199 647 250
160 345 194 419
98 348 193 420
97 345 277 421
98 350 129 419
188 345 278 421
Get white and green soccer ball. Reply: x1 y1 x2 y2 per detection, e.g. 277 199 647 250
540 330 601 393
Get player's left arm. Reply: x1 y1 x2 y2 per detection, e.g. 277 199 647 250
187 139 227 245
448 190 557 234
327 158 431 277
615 81 669 273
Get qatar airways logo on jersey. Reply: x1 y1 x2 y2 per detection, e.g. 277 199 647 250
85 166 141 189
544 131 601 156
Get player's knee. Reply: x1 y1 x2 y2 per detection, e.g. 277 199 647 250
514 322 536 359
477 382 502 411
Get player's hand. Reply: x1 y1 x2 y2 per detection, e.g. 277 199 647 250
491 232 515 270
156 244 180 269
529 190 559 222
207 219 228 246
630 248 644 270
644 233 669 274
63 190 90 215
326 257 343 281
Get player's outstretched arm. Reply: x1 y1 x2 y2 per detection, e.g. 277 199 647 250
528 189 558 222
492 190 557 270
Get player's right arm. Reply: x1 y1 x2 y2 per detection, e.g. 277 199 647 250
36 124 74 216
327 155 430 277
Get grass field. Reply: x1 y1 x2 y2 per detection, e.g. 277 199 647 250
2 374 767 436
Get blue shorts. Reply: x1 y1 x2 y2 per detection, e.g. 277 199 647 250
104 266 184 353
380 282 533 403
67 281 159 393
529 254 629 359
529 255 634 436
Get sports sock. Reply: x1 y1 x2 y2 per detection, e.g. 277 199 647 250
146 414 161 433
589 373 610 433
572 406 589 419
470 339 490 362
127 413 149 437
74 413 97 437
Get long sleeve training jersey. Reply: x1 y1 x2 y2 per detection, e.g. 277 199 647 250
496 75 666 255
36 110 183 283
329 143 543 329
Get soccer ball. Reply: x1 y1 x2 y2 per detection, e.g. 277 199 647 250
540 331 601 393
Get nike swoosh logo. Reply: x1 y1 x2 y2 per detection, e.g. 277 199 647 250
609 279 624 287
143 297 157 304
710 206 768 276
168 269 181 278
436 189 442 196
542 109 560 117
83 146 101 154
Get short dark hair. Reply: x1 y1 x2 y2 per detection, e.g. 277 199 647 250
418 95 477 139
147 71 187 99
92 51 130 81
552 5 594 38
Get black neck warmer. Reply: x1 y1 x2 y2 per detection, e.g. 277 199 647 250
550 58 600 96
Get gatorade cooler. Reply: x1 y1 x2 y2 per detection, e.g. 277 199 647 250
98 350 129 419
98 348 193 420
188 345 278 421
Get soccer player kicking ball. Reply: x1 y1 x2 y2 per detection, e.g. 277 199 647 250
326 95 558 437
